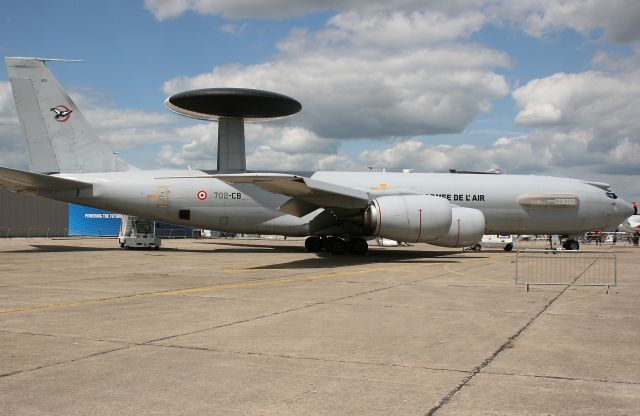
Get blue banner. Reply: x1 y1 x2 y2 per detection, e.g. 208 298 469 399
68 204 122 236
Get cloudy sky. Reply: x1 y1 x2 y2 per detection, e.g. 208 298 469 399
1 0 639 201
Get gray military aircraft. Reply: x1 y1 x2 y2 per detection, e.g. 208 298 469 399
0 57 633 254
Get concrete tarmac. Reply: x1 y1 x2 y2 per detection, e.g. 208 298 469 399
0 238 638 415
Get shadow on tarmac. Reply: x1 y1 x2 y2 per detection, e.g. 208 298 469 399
7 241 487 270
247 252 465 270
8 245 124 253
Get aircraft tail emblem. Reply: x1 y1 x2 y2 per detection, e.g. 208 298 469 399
50 105 72 122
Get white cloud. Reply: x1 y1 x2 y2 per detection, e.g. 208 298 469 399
248 145 356 171
0 81 15 116
153 123 218 169
512 70 640 160
356 137 549 174
354 131 640 187
513 71 640 129
497 0 640 43
163 16 510 140
321 10 486 48
258 126 338 155
591 49 640 72
144 0 192 21
69 90 180 149
145 1 640 43
153 123 343 170
145 0 341 20
218 23 247 36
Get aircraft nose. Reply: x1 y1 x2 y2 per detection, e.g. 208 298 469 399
616 198 635 219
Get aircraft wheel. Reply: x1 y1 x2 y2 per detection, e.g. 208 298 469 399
119 242 125 248
330 237 348 255
305 236 322 252
349 238 368 255
504 243 513 252
472 244 481 251
563 239 579 250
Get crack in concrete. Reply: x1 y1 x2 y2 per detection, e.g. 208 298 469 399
423 271 586 416
0 345 130 379
0 329 132 346
546 312 640 320
482 369 640 386
149 342 472 376
145 283 414 345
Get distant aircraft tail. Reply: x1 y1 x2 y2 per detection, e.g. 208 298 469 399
5 57 135 173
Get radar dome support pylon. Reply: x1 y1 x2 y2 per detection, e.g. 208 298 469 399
165 88 302 174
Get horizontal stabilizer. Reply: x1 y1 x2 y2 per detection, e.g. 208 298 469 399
0 166 91 193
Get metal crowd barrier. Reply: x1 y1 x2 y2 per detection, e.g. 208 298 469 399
515 249 617 293
1 226 68 238
0 226 206 239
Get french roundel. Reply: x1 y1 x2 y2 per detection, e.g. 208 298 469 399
196 190 208 200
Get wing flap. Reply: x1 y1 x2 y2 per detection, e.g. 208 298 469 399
0 166 91 193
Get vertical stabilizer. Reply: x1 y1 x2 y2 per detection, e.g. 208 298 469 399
5 57 135 173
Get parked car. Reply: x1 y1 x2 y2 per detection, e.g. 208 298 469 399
469 234 514 251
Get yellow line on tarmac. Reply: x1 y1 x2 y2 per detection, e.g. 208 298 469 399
0 267 387 314
443 253 513 282
0 293 150 314
156 267 388 296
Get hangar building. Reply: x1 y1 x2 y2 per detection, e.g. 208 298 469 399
0 189 67 237
1 189 192 238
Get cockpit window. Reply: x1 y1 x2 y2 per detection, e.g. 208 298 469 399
606 191 618 199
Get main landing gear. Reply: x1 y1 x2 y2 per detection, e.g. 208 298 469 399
562 238 580 250
305 236 368 255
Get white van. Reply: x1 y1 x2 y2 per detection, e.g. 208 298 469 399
469 234 514 252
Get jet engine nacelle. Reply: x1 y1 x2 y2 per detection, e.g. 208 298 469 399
429 206 485 248
366 195 452 242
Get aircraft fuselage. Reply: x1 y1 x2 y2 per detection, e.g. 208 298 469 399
48 170 631 237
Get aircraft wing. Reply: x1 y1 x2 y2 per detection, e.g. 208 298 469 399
215 173 370 216
0 166 92 193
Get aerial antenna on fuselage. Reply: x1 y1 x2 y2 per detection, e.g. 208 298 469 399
165 88 301 173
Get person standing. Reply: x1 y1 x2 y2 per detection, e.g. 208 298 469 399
633 200 638 215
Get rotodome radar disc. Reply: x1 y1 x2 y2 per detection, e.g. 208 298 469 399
165 88 302 122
